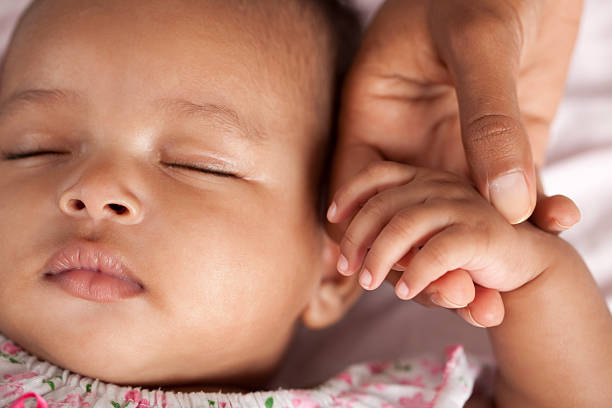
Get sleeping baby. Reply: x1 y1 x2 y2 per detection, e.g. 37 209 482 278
1 1 611 407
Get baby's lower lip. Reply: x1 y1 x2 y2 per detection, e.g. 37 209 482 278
44 268 144 302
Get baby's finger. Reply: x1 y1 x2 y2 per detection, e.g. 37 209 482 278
357 204 454 291
410 269 475 309
455 285 505 328
394 225 479 300
427 269 475 308
327 161 417 224
338 188 406 276
339 185 436 276
531 194 581 234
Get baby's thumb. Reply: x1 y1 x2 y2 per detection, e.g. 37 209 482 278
455 286 505 328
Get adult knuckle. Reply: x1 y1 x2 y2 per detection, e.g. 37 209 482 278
465 114 523 160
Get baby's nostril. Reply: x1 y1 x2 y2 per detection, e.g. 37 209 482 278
69 199 86 210
108 203 128 215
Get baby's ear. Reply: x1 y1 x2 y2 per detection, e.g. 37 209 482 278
300 232 362 330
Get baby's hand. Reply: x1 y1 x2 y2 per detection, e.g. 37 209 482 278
327 162 540 321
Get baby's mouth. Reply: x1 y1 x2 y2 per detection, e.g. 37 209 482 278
42 242 145 303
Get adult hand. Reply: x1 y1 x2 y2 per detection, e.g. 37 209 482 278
334 0 583 225
327 0 583 327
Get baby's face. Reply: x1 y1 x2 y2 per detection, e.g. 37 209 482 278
0 0 344 388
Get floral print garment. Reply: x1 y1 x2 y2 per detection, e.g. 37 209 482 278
1 332 487 408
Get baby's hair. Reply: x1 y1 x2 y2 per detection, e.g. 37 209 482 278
307 0 362 222
310 0 363 81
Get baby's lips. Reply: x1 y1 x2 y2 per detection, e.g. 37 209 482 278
42 241 145 303
43 240 144 288
45 268 144 303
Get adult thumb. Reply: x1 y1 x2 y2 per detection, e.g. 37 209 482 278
452 46 536 224
462 111 537 225
430 3 538 224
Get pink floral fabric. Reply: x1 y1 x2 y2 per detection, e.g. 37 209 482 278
1 332 484 408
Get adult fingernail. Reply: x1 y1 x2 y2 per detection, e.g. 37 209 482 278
359 269 372 288
489 171 531 224
554 219 574 230
337 254 349 274
327 202 337 221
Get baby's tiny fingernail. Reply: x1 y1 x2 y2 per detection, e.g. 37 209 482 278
396 281 410 299
359 269 372 288
327 202 337 221
466 308 485 328
337 254 349 274
431 292 467 308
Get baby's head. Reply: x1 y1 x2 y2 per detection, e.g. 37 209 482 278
0 0 361 390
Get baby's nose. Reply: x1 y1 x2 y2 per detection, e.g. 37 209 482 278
58 170 144 225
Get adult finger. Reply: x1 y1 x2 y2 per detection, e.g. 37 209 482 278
430 2 537 224
531 194 581 234
530 169 581 233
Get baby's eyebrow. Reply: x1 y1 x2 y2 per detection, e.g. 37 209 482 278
0 88 82 114
0 89 265 145
156 97 265 145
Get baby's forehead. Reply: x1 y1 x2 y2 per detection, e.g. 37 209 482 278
2 0 334 139
11 0 332 92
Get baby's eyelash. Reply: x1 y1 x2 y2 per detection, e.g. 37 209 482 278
2 150 67 160
164 162 238 178
2 152 238 178
1 150 239 178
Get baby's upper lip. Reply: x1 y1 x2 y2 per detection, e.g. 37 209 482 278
43 241 144 288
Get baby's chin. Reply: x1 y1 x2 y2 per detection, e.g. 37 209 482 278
27 324 291 392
